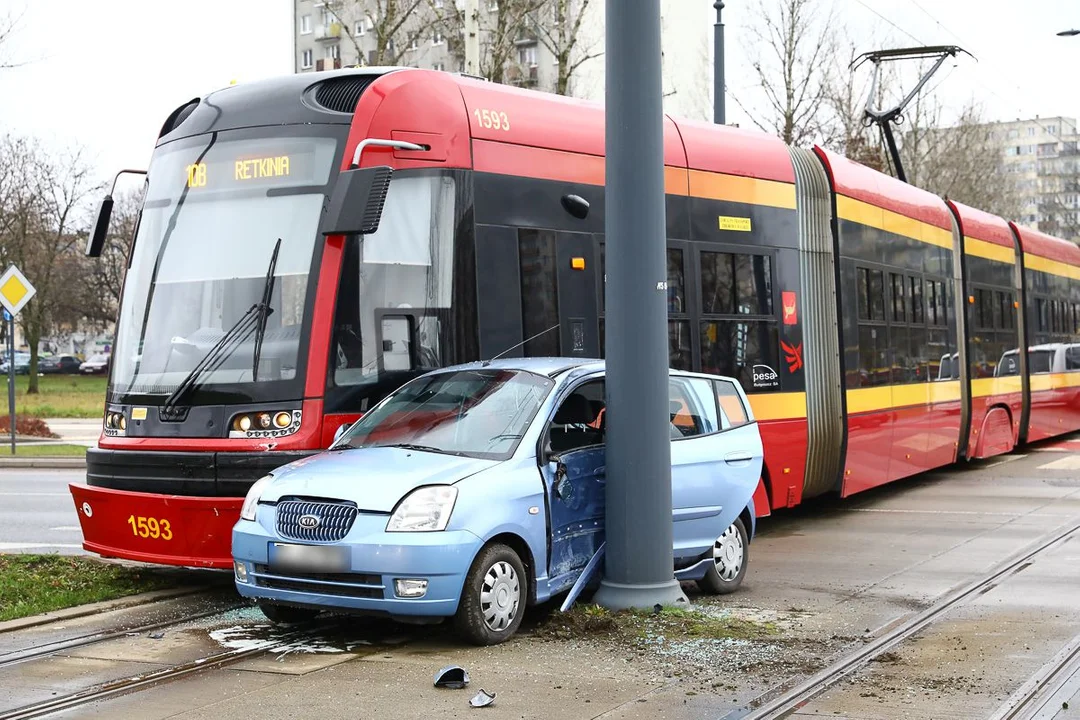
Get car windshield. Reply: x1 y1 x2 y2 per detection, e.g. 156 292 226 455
336 368 554 460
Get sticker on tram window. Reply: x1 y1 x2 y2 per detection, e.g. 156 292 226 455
127 515 173 541
473 108 511 131
719 215 752 232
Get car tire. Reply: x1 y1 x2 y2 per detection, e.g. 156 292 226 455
454 542 526 646
258 601 319 624
697 516 749 595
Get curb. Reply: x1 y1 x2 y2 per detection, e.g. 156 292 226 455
0 458 86 469
0 585 216 634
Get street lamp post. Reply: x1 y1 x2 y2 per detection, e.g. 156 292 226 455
714 1 725 124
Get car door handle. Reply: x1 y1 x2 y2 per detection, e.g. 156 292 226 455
724 452 754 465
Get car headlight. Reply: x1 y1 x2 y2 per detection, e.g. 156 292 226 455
386 486 458 532
240 475 272 521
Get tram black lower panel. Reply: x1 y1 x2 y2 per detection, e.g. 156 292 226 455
86 448 317 497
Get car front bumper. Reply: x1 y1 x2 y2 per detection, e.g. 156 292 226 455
232 510 484 618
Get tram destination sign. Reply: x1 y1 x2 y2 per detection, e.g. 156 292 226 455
0 264 35 317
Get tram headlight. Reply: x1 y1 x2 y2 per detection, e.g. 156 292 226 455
240 475 272 521
230 410 300 437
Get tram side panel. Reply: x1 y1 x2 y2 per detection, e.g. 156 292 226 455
946 201 1024 459
814 148 962 496
1012 225 1080 441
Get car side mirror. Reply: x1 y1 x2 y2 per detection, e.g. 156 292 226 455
332 422 352 445
322 166 394 237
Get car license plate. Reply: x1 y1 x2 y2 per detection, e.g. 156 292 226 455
268 543 349 573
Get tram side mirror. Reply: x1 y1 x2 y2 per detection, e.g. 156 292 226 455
323 166 394 237
561 194 590 220
86 195 114 258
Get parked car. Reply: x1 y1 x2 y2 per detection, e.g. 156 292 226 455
232 357 764 645
79 354 110 375
0 352 31 375
39 354 82 374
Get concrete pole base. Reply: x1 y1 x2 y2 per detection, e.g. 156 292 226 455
592 577 690 612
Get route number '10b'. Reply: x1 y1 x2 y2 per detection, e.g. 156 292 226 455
127 515 173 540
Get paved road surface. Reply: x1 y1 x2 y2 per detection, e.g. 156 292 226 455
0 469 83 553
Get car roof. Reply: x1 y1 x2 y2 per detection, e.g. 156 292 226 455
442 356 603 377
427 357 742 384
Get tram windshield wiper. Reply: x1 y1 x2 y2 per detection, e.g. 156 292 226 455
162 239 282 412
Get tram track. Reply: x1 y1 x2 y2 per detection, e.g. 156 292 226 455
0 600 245 670
987 631 1080 720
722 515 1080 720
0 622 319 720
0 612 331 720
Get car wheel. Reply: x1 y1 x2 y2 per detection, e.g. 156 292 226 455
258 601 319 624
454 543 526 646
697 516 748 595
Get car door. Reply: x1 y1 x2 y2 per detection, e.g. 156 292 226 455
669 375 763 558
539 377 606 589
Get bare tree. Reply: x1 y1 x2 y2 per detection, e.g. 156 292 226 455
529 0 600 95
0 6 27 70
739 0 837 146
325 0 429 66
0 135 103 392
899 95 1022 222
430 0 544 85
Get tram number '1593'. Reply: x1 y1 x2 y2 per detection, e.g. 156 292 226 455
473 108 510 131
127 515 173 540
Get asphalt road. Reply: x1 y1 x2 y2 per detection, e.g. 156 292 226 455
0 469 84 553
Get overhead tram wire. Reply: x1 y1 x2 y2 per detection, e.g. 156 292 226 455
855 0 1066 144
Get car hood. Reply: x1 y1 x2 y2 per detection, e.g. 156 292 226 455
259 446 500 513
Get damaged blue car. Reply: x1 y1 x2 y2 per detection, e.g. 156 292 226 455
231 358 764 645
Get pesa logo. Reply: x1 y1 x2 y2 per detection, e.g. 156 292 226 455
752 364 781 389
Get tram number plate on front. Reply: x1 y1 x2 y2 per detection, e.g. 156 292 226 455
126 515 173 540
269 543 349 573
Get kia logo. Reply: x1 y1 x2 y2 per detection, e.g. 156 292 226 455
298 514 321 529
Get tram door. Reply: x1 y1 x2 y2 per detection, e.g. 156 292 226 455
517 230 600 358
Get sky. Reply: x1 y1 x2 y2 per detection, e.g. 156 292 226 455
0 0 1078 185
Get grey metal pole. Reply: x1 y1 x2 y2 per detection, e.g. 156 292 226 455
6 312 15 455
594 0 688 611
714 1 725 124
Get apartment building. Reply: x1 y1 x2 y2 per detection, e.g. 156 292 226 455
292 1 714 121
986 116 1080 240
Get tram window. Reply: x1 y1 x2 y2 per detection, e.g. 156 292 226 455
891 325 916 383
891 273 907 322
701 251 773 316
976 289 994 330
868 270 885 321
994 292 1006 330
858 268 870 321
927 280 947 326
669 320 692 370
858 325 889 387
910 276 924 323
1037 298 1048 332
518 229 560 357
667 249 686 314
700 320 779 393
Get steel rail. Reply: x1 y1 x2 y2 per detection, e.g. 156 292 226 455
722 516 1080 720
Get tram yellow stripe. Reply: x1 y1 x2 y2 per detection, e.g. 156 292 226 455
965 237 1016 265
747 392 806 421
845 380 962 414
1024 253 1080 281
836 195 953 249
972 376 1023 398
688 170 797 210
1030 372 1080 392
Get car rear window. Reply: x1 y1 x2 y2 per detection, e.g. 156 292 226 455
715 379 749 428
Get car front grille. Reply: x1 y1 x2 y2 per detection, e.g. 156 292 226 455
276 500 358 542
